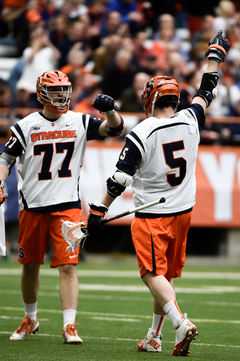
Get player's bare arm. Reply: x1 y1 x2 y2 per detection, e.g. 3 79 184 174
91 94 125 137
192 30 230 111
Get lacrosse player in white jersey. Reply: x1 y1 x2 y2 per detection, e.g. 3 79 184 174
87 31 230 356
0 70 125 344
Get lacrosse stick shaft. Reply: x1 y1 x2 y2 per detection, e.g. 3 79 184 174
103 197 165 224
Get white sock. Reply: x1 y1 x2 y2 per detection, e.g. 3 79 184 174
24 301 38 322
163 300 184 326
63 309 76 330
151 313 166 336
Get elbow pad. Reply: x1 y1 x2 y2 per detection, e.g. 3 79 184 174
0 152 16 172
193 72 219 107
106 170 132 198
105 116 125 137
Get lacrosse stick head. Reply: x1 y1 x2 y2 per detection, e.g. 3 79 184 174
61 220 88 253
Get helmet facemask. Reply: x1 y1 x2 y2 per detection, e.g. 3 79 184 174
39 85 72 114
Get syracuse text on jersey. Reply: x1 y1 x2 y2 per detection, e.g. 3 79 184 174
31 130 77 142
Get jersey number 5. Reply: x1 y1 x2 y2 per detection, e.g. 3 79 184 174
162 140 186 187
34 142 74 181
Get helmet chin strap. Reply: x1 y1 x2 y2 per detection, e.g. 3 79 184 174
150 91 159 116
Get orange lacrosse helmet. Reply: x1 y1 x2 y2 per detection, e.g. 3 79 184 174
36 70 72 114
141 76 180 117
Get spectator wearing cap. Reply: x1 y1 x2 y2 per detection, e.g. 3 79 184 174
14 79 32 108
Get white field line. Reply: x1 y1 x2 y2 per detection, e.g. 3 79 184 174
1 284 240 294
0 269 240 280
0 315 49 321
2 289 240 308
0 306 239 325
91 317 140 322
0 330 239 349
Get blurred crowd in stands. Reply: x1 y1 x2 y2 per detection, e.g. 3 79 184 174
1 0 240 145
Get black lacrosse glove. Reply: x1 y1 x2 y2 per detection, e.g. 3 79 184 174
91 94 119 115
87 200 108 236
205 30 231 63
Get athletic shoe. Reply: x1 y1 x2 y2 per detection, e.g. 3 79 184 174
137 328 162 352
172 314 198 356
62 323 83 344
10 316 39 340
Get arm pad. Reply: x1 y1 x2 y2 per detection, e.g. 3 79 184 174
106 170 132 198
106 177 126 198
193 72 219 107
0 152 16 172
105 116 125 137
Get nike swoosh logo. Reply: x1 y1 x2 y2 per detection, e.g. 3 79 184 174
66 124 71 127
69 255 78 259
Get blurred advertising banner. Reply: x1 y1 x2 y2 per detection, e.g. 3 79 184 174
81 142 240 228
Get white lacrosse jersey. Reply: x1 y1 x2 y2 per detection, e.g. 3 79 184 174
116 104 205 216
4 111 105 211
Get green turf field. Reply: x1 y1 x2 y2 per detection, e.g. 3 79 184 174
0 258 239 361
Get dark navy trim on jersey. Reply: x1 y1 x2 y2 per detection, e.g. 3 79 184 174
39 111 58 122
135 207 192 218
14 123 26 147
187 103 205 130
82 114 87 130
116 138 142 176
87 116 105 141
128 131 145 151
3 130 24 157
147 122 189 139
20 190 81 213
151 234 156 274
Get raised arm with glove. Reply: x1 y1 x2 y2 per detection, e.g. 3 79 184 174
205 30 231 63
193 30 231 109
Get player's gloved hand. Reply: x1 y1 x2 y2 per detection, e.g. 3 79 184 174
91 94 119 115
87 200 108 236
0 181 5 204
205 30 231 63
